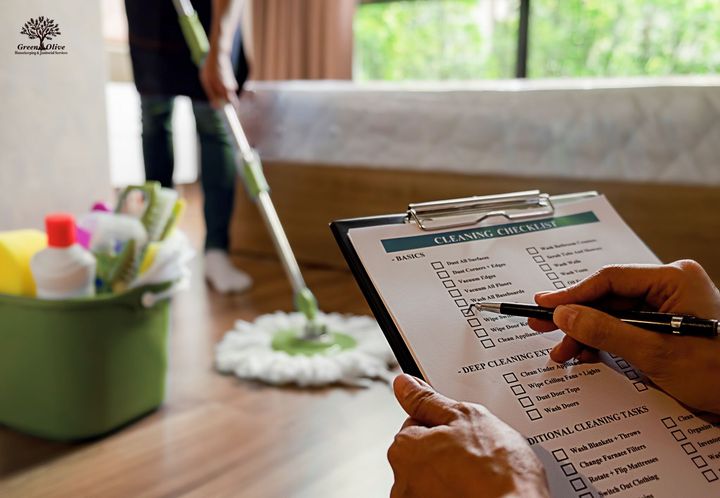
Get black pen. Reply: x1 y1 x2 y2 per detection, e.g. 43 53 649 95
472 302 719 338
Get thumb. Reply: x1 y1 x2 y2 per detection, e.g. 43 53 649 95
553 305 664 369
393 374 458 426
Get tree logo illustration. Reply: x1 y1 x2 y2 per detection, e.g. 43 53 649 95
20 16 61 51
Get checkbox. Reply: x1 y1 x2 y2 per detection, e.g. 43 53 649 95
546 272 559 280
431 261 444 270
692 455 708 468
661 417 677 429
570 477 587 491
634 381 648 392
681 442 697 455
533 255 545 263
526 247 539 255
539 264 552 271
561 463 578 477
467 318 481 327
473 328 488 338
454 299 468 308
442 280 456 288
552 448 568 462
448 289 462 298
553 281 566 289
703 469 718 482
578 493 593 498
625 370 639 380
480 338 496 349
511 384 526 395
616 359 629 369
526 409 542 421
462 308 475 317
436 271 450 279
608 353 619 359
671 429 687 442
503 373 519 384
518 396 534 408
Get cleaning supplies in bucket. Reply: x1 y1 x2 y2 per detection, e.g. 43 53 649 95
0 230 47 297
76 211 148 254
0 189 193 441
107 182 191 291
30 214 97 300
0 182 192 301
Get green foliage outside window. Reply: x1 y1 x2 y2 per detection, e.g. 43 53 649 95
354 0 720 80
354 0 518 80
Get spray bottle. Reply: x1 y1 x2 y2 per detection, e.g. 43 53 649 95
31 214 97 300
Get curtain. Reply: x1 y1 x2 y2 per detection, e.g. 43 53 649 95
247 0 356 80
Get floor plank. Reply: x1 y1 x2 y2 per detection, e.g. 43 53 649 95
0 184 403 498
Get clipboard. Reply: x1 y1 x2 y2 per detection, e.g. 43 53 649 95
330 190 598 379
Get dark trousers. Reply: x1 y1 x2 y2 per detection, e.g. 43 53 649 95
140 95 236 251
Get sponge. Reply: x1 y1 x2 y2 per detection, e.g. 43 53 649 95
0 230 47 296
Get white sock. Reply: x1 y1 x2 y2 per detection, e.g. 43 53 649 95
204 249 253 294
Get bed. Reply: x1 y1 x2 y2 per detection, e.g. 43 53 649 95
231 78 720 282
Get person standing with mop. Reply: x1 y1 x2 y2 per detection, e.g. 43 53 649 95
124 0 252 293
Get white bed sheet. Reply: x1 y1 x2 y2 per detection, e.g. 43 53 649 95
240 77 720 186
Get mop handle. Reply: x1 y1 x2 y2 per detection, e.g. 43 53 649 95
172 0 319 322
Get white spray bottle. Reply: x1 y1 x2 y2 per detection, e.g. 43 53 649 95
31 213 96 300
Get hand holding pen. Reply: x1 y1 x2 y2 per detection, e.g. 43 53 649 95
520 260 720 415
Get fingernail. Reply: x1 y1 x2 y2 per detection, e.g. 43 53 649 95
554 305 579 330
395 374 418 397
534 290 557 303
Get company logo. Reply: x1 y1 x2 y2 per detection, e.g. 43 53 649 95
16 16 67 55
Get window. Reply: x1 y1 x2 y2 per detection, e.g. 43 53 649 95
354 0 519 80
354 0 720 81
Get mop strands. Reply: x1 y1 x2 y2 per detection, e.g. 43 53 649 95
215 312 397 387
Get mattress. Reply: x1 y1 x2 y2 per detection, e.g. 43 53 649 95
240 77 720 185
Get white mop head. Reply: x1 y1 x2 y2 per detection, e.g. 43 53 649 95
215 311 398 387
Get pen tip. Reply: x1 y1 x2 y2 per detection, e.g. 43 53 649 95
475 302 502 314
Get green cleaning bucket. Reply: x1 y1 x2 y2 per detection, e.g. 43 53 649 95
0 283 174 441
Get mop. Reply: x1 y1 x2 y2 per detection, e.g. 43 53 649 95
172 0 396 386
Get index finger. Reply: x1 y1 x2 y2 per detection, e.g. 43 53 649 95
536 264 671 309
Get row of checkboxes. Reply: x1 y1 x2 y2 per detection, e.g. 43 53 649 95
608 353 647 392
432 261 499 348
432 261 471 315
661 417 718 482
432 261 457 288
551 450 592 495
527 247 566 289
503 373 542 421
468 318 496 348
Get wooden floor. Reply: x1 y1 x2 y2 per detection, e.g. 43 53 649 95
0 184 404 498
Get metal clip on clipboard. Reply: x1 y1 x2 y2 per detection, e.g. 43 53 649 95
407 190 599 231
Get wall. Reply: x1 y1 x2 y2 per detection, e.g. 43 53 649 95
0 0 111 230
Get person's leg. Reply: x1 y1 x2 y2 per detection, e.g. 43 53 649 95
192 100 252 293
140 95 175 188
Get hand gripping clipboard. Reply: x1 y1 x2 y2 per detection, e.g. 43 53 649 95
330 190 598 380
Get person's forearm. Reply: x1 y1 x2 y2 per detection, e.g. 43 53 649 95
209 0 244 55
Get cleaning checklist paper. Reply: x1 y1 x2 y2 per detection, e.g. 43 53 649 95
348 195 720 497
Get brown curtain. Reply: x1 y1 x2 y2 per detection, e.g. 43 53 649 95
248 0 356 80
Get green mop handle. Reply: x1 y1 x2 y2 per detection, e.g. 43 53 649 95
172 0 321 331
